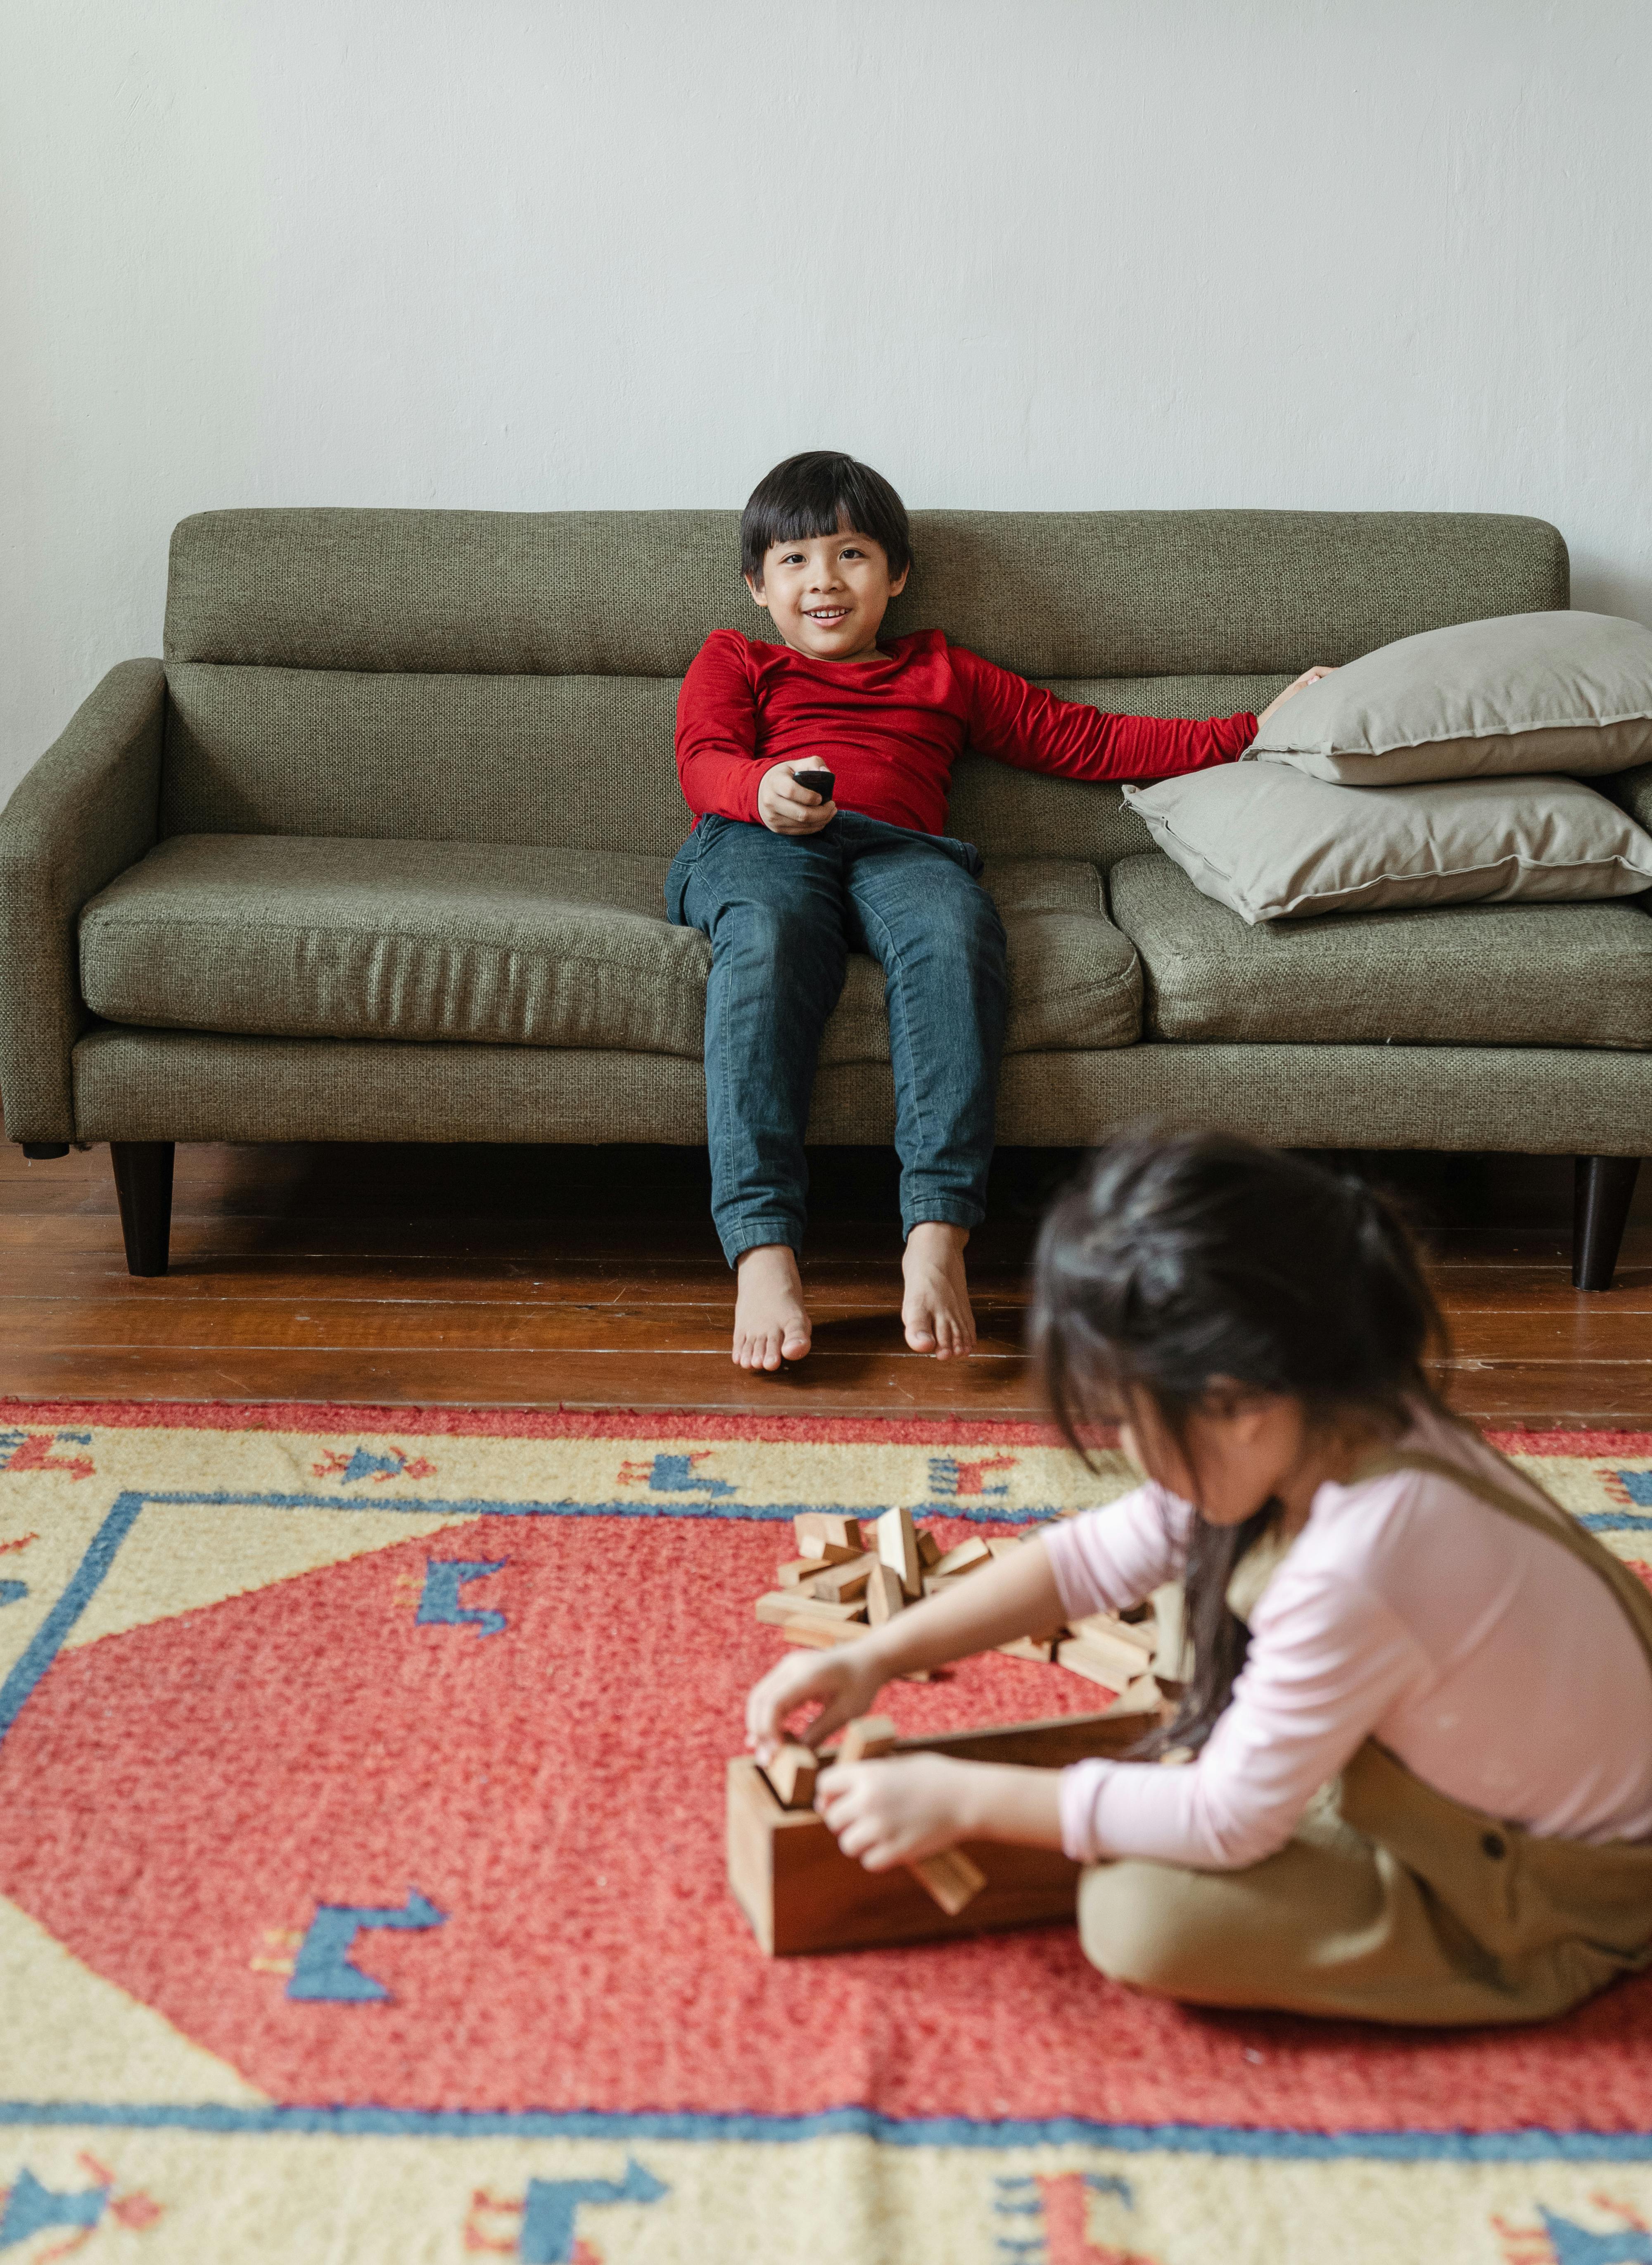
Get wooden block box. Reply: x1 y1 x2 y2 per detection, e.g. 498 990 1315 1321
727 1707 1161 1956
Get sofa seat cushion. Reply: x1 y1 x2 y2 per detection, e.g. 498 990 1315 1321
968 852 1141 1052
1108 851 1652 1048
79 836 1140 1060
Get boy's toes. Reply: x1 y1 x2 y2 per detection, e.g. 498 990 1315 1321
902 1280 977 1358
732 1320 810 1372
733 1327 776 1372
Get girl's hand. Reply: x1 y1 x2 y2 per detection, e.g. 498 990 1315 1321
745 1642 885 1764
815 1752 978 1870
1256 665 1335 730
757 762 837 835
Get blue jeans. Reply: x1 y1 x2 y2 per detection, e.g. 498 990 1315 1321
666 812 1009 1265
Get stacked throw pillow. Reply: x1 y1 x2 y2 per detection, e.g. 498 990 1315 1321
1123 610 1652 924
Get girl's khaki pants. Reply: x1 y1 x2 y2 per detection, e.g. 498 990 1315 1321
1080 1738 1652 2026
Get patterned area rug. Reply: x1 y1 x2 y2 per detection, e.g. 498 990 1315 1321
1 1400 1650 2264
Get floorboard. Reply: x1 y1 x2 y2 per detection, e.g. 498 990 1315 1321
1 1134 1647 1422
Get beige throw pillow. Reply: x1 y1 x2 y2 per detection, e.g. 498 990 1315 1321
1122 765 1652 925
1248 610 1652 786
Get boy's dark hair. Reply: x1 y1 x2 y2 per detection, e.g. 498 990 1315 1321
741 451 911 585
1030 1128 1447 1759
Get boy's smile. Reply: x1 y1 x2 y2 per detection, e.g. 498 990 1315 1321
746 524 909 664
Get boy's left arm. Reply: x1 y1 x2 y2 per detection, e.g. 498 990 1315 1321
954 648 1324 785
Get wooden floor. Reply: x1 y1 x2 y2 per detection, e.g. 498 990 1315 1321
0 1136 1647 1423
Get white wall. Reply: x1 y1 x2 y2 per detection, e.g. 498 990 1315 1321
5 0 1651 799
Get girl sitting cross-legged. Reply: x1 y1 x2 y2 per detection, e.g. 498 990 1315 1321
745 1130 1652 2025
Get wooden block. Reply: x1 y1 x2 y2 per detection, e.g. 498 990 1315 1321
933 1537 992 1577
996 1633 1060 1664
754 1591 864 1627
1101 1674 1163 1719
985 1537 1026 1559
777 1557 822 1588
876 1505 923 1598
1054 1641 1118 1689
864 1560 906 1625
837 1714 897 1762
1058 1624 1154 1685
804 1552 877 1603
727 1706 1157 1956
921 1572 967 1597
1099 1611 1158 1656
1070 1608 1153 1650
911 1847 987 1916
762 1743 818 1809
781 1618 868 1650
794 1513 864 1562
916 1527 942 1567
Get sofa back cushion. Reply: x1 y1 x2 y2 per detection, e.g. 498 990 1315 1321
160 508 1569 864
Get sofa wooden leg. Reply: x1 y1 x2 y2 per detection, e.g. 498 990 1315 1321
1572 1155 1640 1292
110 1142 175 1277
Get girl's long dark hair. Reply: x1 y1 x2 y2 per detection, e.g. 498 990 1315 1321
1030 1130 1447 1757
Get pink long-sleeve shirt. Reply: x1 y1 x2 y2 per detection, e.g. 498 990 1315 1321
1045 1406 1652 1870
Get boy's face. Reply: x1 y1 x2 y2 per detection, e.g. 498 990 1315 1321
746 524 909 663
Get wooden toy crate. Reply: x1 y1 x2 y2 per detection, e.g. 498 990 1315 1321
727 1707 1161 1956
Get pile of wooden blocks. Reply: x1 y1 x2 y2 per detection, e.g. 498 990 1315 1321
753 1506 1165 1718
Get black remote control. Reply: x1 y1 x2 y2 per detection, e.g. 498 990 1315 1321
791 766 835 803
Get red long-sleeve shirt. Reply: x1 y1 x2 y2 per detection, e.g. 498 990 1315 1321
674 628 1257 836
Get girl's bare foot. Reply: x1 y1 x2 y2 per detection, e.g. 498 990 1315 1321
733 1244 812 1370
901 1222 976 1357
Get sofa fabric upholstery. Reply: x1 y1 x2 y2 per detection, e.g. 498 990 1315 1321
1612 762 1652 835
163 508 1569 681
1109 853 1652 1049
79 837 1142 1060
159 665 688 856
70 1026 1652 1157
0 660 166 1144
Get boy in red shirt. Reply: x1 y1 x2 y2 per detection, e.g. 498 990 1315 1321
669 453 1327 1372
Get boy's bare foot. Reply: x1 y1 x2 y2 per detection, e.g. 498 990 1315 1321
733 1244 812 1371
901 1222 976 1358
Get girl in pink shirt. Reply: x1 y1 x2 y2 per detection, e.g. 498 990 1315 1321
745 1131 1652 2025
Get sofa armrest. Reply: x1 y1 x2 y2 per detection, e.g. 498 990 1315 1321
1609 760 1652 838
0 660 166 1144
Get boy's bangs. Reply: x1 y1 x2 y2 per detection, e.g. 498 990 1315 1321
766 497 859 549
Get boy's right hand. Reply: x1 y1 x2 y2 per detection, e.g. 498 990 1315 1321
745 1641 885 1764
758 762 838 835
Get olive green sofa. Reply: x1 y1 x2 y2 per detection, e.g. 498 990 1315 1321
2 506 1647 1284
